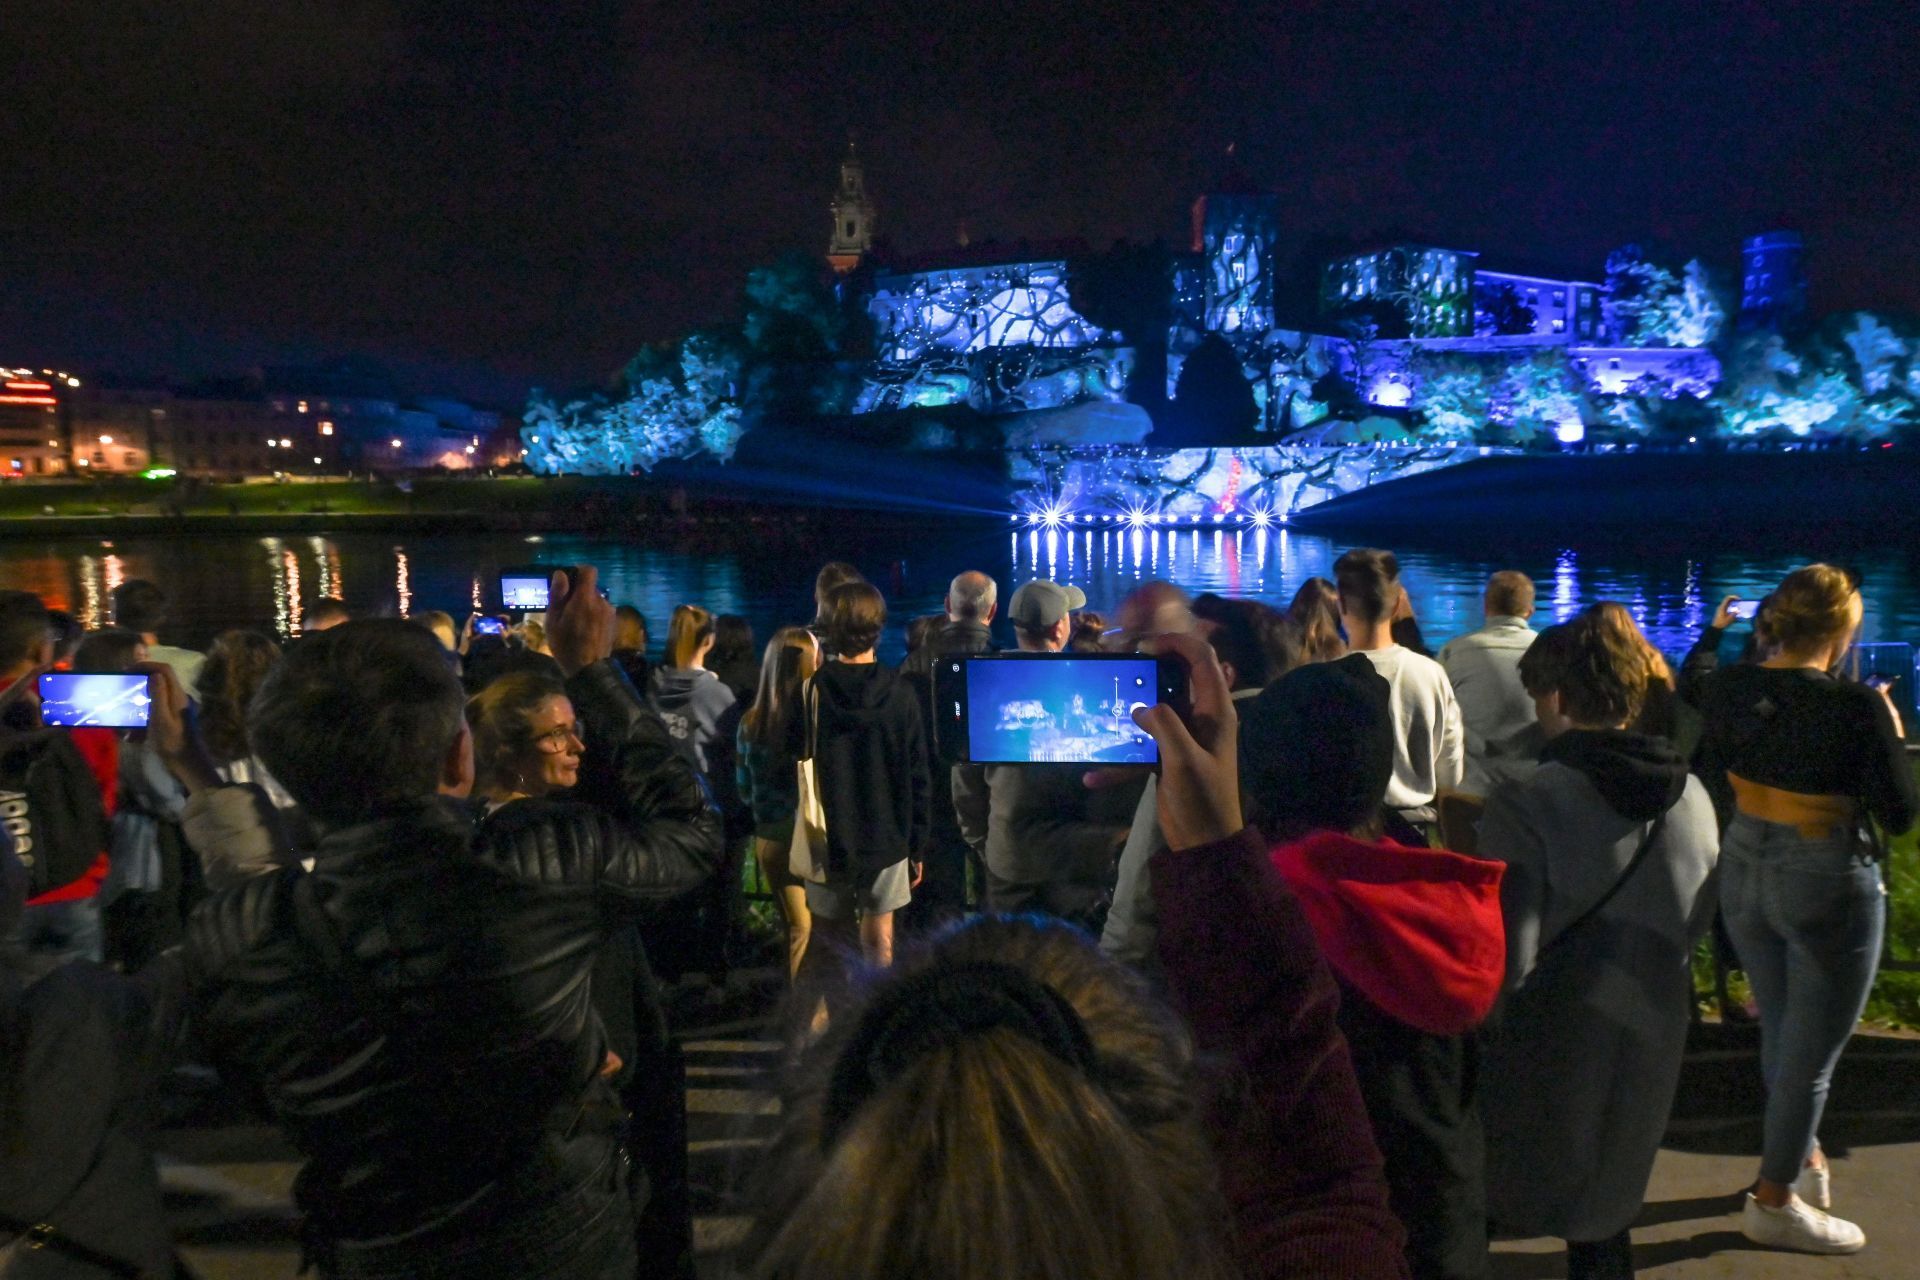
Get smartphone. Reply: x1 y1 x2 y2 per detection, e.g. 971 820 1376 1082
938 652 1186 765
1726 599 1760 621
38 672 153 729
500 568 552 611
474 616 507 636
1866 675 1896 693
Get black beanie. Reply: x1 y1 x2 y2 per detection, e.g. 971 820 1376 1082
1239 653 1395 834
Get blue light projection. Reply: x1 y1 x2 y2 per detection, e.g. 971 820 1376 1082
868 262 1109 365
1008 443 1505 525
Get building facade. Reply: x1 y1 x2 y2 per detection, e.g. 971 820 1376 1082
1322 245 1478 338
1739 231 1808 332
0 370 75 477
1473 269 1604 340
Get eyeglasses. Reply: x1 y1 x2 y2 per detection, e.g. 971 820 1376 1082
528 722 585 753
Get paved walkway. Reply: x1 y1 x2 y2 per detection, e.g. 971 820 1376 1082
159 1001 1920 1279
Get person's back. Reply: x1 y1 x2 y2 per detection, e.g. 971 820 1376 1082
1477 616 1718 1275
1337 549 1464 820
1439 572 1540 794
1358 644 1463 814
811 660 924 878
180 596 718 1274
952 580 1129 924
1243 654 1506 1280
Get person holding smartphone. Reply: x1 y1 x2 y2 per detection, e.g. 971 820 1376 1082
951 580 1133 925
1699 564 1916 1255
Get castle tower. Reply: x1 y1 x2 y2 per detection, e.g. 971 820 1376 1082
1191 146 1278 334
828 141 876 274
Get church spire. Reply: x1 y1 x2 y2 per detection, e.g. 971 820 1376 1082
828 137 875 274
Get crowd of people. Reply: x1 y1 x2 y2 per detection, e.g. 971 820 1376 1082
0 549 1909 1279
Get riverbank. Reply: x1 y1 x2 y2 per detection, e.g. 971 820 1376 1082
1296 446 1920 534
3 447 1914 540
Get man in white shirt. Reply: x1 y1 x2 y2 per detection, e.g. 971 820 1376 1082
111 579 205 700
1335 549 1464 823
1439 571 1542 794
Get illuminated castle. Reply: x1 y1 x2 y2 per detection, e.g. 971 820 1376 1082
828 149 1804 434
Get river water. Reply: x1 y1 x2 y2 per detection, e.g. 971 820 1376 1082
3 524 1918 682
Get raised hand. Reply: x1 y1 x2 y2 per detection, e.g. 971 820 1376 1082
1133 632 1241 851
547 565 615 676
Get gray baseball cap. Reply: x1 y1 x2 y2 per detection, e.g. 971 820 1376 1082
1008 579 1087 631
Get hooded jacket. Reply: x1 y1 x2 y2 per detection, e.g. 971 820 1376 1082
648 666 736 775
811 662 930 877
1477 726 1719 1241
1271 832 1506 1038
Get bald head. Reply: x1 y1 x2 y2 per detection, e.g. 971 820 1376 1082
947 571 998 623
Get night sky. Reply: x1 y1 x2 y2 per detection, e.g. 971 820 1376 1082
4 1 1916 404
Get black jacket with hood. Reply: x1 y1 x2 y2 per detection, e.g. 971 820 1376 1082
810 662 930 878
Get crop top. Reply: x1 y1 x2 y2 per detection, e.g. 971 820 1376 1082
1700 664 1917 834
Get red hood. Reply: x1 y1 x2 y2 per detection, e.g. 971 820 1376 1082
1271 831 1506 1036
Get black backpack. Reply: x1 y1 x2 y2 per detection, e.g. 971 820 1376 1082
0 728 110 899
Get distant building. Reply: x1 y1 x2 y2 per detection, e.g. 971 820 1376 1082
1472 268 1605 341
1322 245 1478 338
1190 162 1280 334
0 369 76 477
1738 231 1808 332
827 142 876 274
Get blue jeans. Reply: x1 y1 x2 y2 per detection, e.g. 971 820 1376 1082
1719 814 1886 1186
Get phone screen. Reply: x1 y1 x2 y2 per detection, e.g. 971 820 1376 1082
963 656 1160 765
475 617 507 636
500 572 550 611
1726 599 1760 621
39 673 153 729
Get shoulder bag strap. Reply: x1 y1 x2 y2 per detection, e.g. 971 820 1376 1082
1540 810 1669 959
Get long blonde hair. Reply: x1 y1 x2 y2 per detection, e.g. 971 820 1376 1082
740 626 819 750
741 918 1237 1280
666 604 716 669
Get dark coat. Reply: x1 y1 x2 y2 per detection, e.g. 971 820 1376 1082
182 659 719 1250
810 662 930 877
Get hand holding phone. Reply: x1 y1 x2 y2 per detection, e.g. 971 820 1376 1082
945 653 1183 766
1726 600 1760 622
1134 633 1241 851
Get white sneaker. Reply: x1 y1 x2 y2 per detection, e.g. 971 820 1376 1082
1742 1194 1865 1254
1793 1160 1832 1210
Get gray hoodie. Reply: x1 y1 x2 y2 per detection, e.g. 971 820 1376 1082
648 666 736 774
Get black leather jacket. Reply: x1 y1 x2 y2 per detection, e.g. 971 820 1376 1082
182 660 719 1245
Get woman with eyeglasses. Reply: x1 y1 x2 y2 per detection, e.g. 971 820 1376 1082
469 672 590 806
466 667 708 1271
1700 563 1917 1256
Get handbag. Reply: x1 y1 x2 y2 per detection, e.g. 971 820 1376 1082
787 679 829 885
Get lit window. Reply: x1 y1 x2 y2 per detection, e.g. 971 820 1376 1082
297 401 309 413
319 421 334 435
1552 319 1565 332
99 434 113 445
1232 260 1247 285
1552 291 1565 306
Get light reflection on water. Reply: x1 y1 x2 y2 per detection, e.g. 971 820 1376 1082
4 527 1919 666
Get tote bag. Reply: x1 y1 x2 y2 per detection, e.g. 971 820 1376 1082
788 679 830 885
